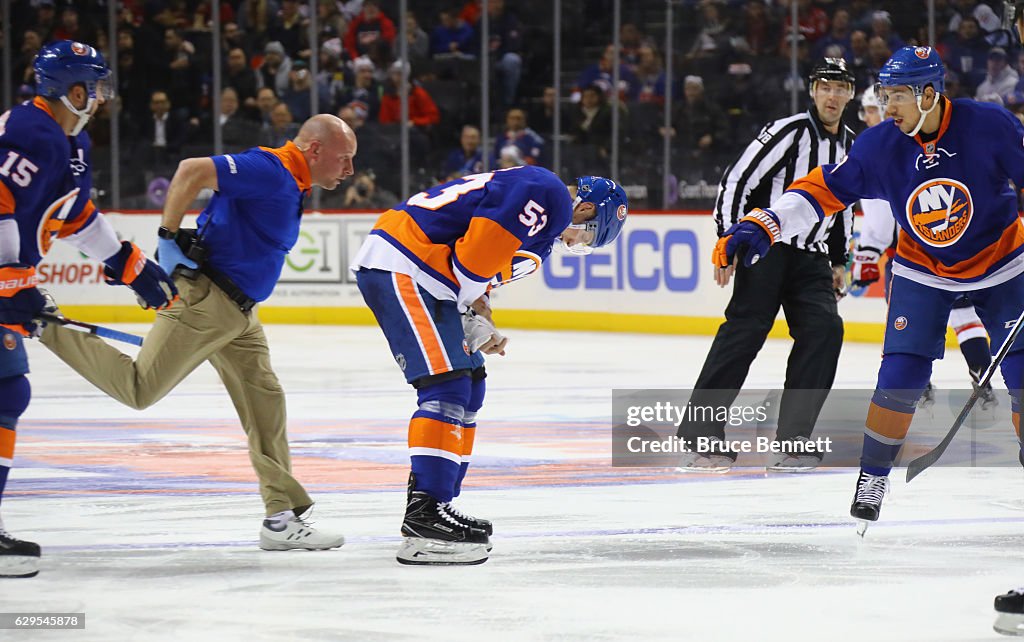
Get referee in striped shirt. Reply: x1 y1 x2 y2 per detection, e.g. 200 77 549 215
678 59 856 472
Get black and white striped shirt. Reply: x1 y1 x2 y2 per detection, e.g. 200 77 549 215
714 109 855 262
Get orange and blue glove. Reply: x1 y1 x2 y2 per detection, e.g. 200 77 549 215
103 241 179 310
0 264 46 337
712 208 783 269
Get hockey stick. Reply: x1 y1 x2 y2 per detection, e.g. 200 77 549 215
906 305 1024 482
37 313 145 347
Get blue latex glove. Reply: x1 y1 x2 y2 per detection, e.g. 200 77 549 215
712 208 782 269
157 236 198 276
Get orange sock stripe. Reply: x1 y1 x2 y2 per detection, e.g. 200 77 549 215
394 274 449 375
461 426 476 457
866 402 914 441
409 416 463 456
0 426 15 461
1014 411 1020 439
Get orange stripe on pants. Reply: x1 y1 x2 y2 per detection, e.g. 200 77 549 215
409 416 463 457
866 402 914 441
0 426 15 461
461 426 476 457
394 274 449 375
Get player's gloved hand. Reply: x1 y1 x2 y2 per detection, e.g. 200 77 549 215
0 263 46 337
463 309 507 355
157 236 198 276
103 241 179 310
851 246 882 287
712 208 782 269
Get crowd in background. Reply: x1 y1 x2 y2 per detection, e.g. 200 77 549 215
7 0 1020 208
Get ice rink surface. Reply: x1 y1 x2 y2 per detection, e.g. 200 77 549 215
4 324 1024 641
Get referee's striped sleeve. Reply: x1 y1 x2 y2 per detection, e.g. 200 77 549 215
714 117 804 234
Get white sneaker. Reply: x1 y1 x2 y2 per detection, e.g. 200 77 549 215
259 511 344 551
767 437 821 472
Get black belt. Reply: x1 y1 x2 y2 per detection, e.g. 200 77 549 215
199 264 256 313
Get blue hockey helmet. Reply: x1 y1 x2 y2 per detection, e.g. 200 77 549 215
34 40 113 135
561 176 628 254
877 46 945 95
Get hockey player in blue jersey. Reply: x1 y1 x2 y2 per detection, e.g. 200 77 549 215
712 44 1024 534
352 168 627 565
0 41 177 578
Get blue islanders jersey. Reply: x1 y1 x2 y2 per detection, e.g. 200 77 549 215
351 165 573 309
197 141 311 302
769 96 1024 290
0 97 98 266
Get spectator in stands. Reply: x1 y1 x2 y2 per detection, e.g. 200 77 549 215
442 124 484 180
161 27 202 128
226 47 260 115
781 0 829 46
949 0 1002 38
142 90 191 157
219 87 259 148
256 87 279 126
496 107 544 166
15 84 34 103
867 36 893 82
344 0 396 60
268 0 310 60
634 45 666 106
944 69 969 100
847 29 874 91
316 0 345 47
221 21 248 53
117 48 149 133
976 47 1019 102
689 1 733 65
378 61 440 129
319 40 350 114
497 144 525 169
574 44 638 103
31 0 57 43
945 17 989 93
53 6 96 44
338 0 364 23
619 23 646 70
431 6 475 58
236 0 279 50
869 11 905 54
282 60 331 123
338 104 365 131
527 86 566 139
719 63 777 153
343 171 397 209
484 0 524 107
738 0 778 58
259 102 300 147
339 56 382 121
460 0 481 26
664 75 729 178
814 8 852 60
405 13 430 67
259 41 294 97
14 29 42 89
569 85 613 161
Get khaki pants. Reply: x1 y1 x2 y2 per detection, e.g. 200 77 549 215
40 274 311 516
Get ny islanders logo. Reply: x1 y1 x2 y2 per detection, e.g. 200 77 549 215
905 179 973 247
914 47 931 59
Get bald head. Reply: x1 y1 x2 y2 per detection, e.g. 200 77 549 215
295 114 358 190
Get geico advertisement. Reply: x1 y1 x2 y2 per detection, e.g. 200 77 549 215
34 212 888 324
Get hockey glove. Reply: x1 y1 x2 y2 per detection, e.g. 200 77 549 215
851 246 882 287
462 309 507 354
712 208 782 269
103 241 179 310
157 236 198 276
0 264 46 337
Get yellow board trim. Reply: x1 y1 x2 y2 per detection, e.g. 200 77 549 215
58 305 960 347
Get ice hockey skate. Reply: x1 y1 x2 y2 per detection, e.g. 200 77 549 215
677 436 735 473
851 470 890 536
917 382 936 409
408 473 492 536
970 369 999 412
259 510 344 551
397 491 490 566
995 588 1024 636
766 437 821 472
0 525 40 578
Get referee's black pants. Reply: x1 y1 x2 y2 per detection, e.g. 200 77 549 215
678 243 844 446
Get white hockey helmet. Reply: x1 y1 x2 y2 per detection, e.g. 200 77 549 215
858 85 881 122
